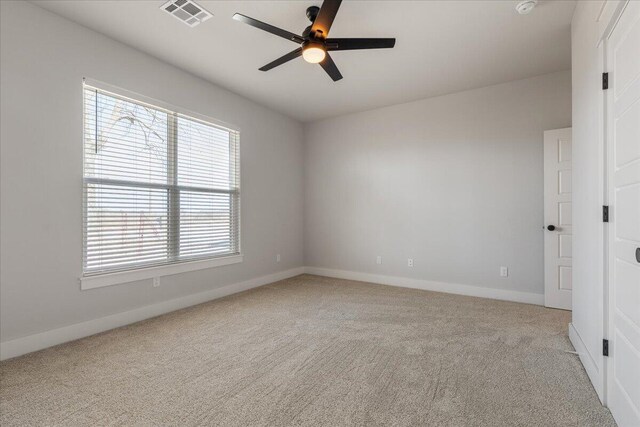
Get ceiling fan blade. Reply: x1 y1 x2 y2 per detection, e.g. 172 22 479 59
311 0 342 38
319 53 343 81
326 38 396 51
259 48 303 71
233 13 304 44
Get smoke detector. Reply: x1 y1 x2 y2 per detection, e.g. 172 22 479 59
515 0 537 15
161 0 212 27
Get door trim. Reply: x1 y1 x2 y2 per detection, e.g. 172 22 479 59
603 1 640 424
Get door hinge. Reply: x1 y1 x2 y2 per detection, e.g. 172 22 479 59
603 339 609 357
602 72 609 90
603 205 609 222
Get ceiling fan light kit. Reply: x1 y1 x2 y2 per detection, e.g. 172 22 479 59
302 42 326 64
232 0 396 81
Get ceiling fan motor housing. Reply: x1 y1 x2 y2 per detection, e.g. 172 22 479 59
304 6 325 40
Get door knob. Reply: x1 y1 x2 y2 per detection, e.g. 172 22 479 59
547 225 556 231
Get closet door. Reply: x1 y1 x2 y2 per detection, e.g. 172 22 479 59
605 1 640 425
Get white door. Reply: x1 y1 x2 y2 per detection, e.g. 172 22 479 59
544 128 573 310
605 1 640 425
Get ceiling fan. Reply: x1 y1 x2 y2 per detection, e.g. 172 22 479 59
232 0 396 81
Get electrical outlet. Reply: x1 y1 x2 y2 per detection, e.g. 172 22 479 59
276 253 281 263
152 277 161 287
376 256 382 265
408 258 414 267
500 267 508 277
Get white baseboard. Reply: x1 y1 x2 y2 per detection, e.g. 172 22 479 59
568 322 605 404
304 266 544 306
0 267 305 361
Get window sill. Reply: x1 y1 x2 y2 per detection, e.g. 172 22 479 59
80 254 244 290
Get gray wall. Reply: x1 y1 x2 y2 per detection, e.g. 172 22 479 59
0 0 573 346
0 1 304 342
304 71 571 296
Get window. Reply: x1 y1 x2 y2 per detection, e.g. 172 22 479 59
82 83 240 284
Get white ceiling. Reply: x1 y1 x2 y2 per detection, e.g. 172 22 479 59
33 0 575 122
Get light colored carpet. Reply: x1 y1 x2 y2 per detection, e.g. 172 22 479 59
1 274 615 426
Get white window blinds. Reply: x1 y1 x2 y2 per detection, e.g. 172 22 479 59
83 84 240 276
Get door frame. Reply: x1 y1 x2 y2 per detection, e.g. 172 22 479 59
603 1 639 423
570 0 629 413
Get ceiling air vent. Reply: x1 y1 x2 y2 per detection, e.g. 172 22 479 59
161 0 212 27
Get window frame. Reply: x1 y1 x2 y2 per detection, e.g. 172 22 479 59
80 78 242 290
